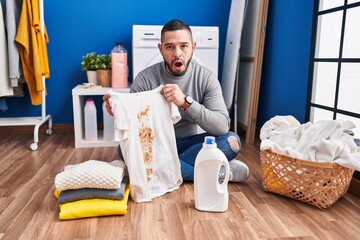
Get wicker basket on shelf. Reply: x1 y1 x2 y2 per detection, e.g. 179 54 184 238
260 150 354 209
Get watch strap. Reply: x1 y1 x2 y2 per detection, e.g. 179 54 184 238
180 96 192 111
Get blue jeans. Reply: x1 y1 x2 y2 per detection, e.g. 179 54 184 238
176 132 241 181
118 131 241 182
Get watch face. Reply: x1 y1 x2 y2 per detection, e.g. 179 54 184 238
186 96 194 104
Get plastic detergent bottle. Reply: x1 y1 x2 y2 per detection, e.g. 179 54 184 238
194 136 230 212
111 42 128 88
102 102 114 141
84 98 98 141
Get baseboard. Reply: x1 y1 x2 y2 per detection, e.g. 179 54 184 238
0 124 74 134
349 177 360 199
235 121 261 146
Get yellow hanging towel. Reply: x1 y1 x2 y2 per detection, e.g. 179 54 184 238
15 0 50 105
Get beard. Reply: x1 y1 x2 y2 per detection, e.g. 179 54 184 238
163 54 193 76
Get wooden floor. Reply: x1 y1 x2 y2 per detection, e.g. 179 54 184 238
1 133 360 240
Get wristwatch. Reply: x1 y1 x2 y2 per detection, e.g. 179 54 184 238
180 95 194 111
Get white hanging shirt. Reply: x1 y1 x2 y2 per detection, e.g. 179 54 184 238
109 85 183 202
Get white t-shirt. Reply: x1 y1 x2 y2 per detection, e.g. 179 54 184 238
109 85 183 202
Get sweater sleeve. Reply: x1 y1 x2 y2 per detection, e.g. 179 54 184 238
185 71 230 136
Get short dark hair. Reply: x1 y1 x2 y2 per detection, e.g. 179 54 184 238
161 19 193 42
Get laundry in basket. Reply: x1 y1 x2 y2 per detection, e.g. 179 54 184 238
259 115 360 209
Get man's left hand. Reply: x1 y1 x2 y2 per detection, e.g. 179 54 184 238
160 84 186 107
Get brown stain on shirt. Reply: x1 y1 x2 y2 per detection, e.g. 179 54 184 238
137 105 154 182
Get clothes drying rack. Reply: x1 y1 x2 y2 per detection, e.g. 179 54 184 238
0 0 52 151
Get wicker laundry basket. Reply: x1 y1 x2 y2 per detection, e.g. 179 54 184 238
260 150 354 209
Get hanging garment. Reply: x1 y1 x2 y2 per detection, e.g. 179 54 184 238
15 0 50 105
5 0 23 88
31 0 49 78
0 1 14 97
0 97 8 111
109 85 183 203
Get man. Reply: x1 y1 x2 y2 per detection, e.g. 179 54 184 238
103 19 249 182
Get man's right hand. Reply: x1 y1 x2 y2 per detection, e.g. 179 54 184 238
102 94 114 116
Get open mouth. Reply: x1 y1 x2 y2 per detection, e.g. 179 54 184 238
173 61 183 71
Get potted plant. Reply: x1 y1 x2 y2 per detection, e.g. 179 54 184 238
81 52 98 85
95 54 112 87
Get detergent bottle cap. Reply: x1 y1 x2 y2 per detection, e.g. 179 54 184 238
204 136 215 145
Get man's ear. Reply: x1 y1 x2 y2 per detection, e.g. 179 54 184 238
192 42 197 51
158 43 163 54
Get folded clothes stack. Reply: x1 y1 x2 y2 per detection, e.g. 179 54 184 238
54 160 130 220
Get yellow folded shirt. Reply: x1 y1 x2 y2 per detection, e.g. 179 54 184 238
54 184 130 220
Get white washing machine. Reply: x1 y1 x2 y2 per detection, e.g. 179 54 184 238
132 25 219 80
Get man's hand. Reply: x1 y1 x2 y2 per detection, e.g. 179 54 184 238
160 84 186 107
102 94 113 116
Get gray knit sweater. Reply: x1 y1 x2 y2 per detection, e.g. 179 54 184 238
130 60 230 138
4 0 23 86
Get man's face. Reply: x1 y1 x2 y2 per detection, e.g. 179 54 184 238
158 29 196 76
